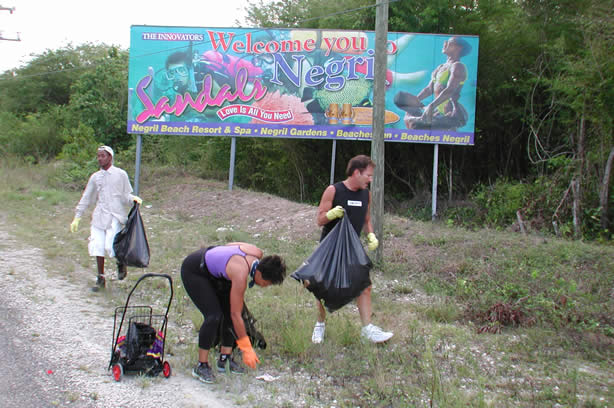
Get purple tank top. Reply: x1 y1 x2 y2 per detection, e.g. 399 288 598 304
204 245 246 279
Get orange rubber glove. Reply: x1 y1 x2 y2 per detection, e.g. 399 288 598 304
236 336 259 369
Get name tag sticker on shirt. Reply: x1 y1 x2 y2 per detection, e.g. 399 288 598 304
347 200 363 207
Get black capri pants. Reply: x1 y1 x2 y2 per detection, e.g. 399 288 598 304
180 248 236 350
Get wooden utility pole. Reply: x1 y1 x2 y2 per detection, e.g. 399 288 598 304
371 0 388 263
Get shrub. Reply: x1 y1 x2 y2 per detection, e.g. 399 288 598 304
54 123 100 189
471 179 530 227
4 110 66 163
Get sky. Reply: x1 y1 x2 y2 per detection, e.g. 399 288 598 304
0 0 248 72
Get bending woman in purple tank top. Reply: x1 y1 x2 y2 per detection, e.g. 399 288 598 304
181 242 286 383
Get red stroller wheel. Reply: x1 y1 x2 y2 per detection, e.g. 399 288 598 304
162 361 172 378
112 363 123 381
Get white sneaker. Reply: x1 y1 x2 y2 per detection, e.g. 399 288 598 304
361 324 393 343
311 322 325 344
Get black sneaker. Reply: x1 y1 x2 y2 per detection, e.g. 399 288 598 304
91 275 105 292
217 357 245 374
192 363 215 383
117 263 127 280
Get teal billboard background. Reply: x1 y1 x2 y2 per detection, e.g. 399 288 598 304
128 26 479 145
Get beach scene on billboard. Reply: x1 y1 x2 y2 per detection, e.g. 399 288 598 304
128 26 479 145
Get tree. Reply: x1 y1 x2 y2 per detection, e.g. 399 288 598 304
67 47 131 149
244 0 373 28
0 43 112 116
533 0 614 237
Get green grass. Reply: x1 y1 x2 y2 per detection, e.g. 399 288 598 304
1 158 613 407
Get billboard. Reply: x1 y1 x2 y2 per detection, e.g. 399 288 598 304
128 26 479 145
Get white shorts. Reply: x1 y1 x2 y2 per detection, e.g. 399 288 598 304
88 217 123 258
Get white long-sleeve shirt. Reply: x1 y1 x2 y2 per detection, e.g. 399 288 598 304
74 165 135 230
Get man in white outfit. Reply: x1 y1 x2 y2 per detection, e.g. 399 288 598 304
70 146 142 291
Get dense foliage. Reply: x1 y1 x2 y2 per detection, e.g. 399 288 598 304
0 0 612 240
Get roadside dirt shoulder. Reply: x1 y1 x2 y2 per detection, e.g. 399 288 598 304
0 220 232 408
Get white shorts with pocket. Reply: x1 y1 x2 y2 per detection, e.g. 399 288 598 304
88 217 123 258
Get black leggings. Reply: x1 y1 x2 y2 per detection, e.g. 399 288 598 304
180 248 235 350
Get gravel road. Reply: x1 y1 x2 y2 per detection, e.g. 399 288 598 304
0 225 233 408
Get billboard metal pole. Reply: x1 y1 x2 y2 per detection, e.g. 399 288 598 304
228 136 236 190
330 140 337 185
371 0 388 262
134 135 142 195
432 144 439 220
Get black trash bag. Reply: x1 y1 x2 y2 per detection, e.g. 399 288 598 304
215 302 267 350
239 303 267 349
126 322 157 361
291 215 373 313
113 203 150 267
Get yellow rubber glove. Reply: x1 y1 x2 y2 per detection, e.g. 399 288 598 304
236 336 260 369
70 217 81 233
132 195 143 205
326 205 345 221
367 232 379 251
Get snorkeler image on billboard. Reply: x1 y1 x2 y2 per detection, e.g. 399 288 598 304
128 26 479 145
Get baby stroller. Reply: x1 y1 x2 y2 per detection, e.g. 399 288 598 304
108 273 173 381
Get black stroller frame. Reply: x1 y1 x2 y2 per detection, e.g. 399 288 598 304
109 273 173 381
